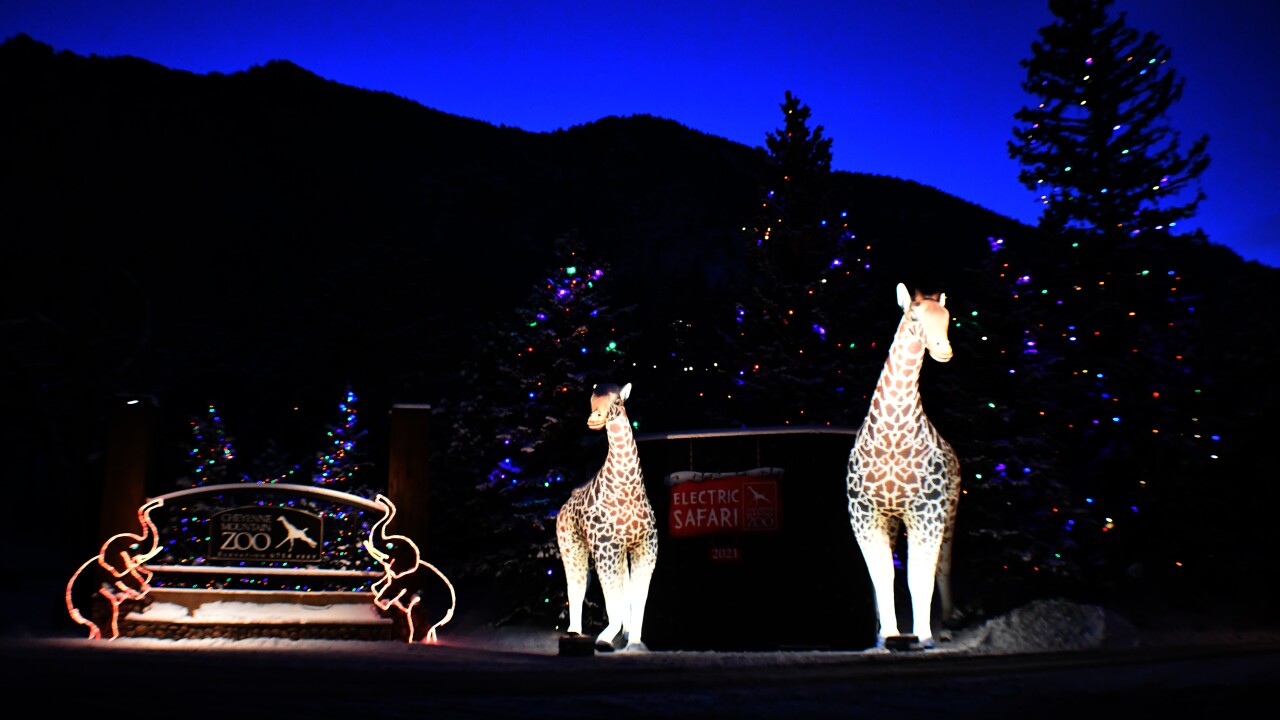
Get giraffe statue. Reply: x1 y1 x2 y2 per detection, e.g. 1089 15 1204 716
846 282 961 650
556 382 659 652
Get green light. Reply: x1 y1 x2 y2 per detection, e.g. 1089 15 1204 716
566 266 577 275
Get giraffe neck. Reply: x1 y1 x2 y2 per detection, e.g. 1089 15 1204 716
867 315 926 427
596 411 643 489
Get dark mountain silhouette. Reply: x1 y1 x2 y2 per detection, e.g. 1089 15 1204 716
4 34 1276 632
2 32 1042 435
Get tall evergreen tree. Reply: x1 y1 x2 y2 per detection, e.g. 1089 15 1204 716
1009 0 1209 246
755 90 836 284
1004 5 1228 615
725 90 872 427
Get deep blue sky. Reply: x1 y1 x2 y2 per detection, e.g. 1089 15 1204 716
5 1 1276 268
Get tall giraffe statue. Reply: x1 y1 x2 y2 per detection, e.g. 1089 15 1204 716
556 382 658 652
846 282 961 650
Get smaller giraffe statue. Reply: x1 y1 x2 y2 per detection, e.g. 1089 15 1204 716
846 283 961 650
556 382 659 652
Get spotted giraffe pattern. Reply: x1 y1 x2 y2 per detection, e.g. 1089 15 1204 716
556 382 658 652
847 283 961 649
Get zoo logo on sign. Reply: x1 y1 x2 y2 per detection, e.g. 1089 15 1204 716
209 506 324 563
668 475 780 538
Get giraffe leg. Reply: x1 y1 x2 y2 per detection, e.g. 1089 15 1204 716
936 477 961 632
557 530 590 635
621 548 657 652
594 554 629 651
935 532 956 632
906 531 944 647
853 520 899 648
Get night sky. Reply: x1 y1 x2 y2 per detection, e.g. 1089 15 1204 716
4 0 1276 267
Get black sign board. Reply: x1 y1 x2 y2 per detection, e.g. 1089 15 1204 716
209 506 324 563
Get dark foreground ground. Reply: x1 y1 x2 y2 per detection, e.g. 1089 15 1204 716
6 629 1279 719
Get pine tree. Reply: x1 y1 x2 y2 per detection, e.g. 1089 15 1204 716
1004 2 1229 618
756 90 835 284
726 90 873 426
436 232 635 627
312 387 370 490
180 404 238 488
1009 0 1209 246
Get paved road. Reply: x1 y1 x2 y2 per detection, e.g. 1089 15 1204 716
6 636 1279 719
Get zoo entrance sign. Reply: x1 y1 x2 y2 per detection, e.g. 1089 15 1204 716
210 506 323 563
666 470 781 538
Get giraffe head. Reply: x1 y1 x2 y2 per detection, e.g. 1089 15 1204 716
896 282 952 363
587 382 631 431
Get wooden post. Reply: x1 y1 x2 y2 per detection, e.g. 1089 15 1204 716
99 397 156 542
86 396 156 628
387 403 432 550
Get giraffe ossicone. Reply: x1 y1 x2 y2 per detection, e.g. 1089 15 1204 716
846 282 961 650
556 382 659 652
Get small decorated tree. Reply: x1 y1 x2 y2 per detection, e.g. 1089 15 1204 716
437 232 635 627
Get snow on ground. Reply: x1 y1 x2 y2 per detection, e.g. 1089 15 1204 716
77 596 1277 659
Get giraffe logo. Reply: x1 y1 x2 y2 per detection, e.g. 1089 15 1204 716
275 515 318 551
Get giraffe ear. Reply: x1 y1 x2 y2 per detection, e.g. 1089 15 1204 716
620 383 632 402
896 283 911 311
939 292 947 308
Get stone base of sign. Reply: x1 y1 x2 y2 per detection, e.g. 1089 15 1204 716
106 588 399 642
117 619 400 641
558 633 596 656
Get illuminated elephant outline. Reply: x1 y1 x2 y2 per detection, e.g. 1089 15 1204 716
65 498 165 640
362 493 457 644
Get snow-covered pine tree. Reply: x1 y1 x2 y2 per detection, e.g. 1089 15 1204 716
437 232 635 628
312 386 370 490
180 404 237 488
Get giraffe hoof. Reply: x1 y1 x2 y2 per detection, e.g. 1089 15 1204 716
594 639 617 653
619 641 649 653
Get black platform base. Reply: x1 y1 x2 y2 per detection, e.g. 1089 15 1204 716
558 633 597 656
883 634 929 652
